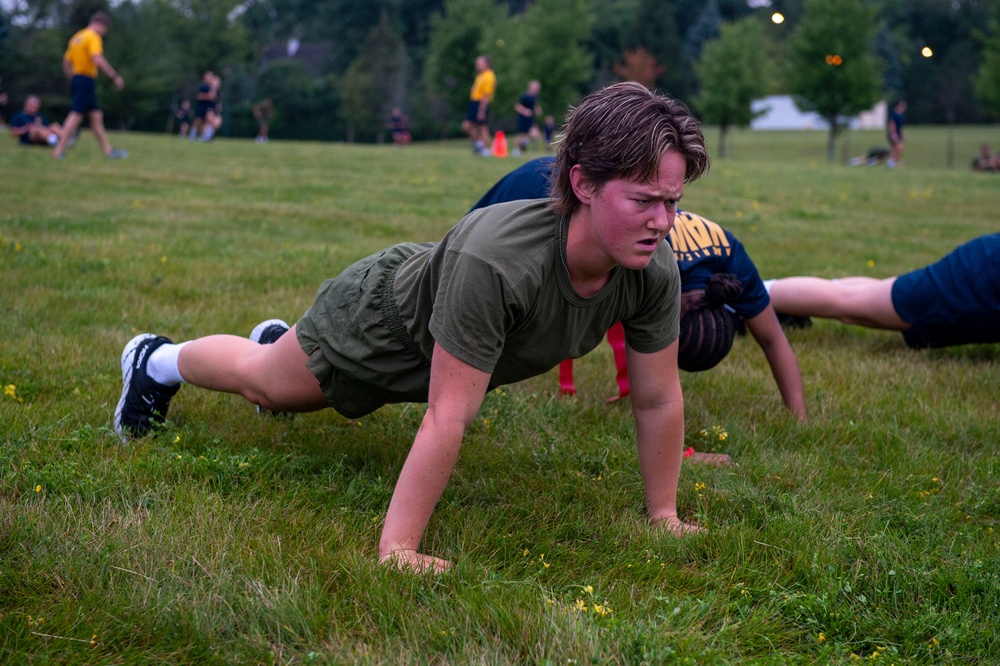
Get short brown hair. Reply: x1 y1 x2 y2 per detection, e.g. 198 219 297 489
90 11 112 27
550 82 709 216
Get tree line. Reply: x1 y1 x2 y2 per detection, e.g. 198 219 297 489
2 0 999 150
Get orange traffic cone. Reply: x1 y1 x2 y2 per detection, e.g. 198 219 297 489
491 130 508 157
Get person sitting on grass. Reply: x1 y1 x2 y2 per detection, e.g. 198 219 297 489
8 95 63 147
971 144 1000 172
113 82 711 573
471 157 807 423
765 233 1000 349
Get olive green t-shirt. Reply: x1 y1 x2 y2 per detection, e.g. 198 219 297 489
296 199 682 416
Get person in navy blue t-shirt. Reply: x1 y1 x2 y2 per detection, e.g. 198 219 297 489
512 80 542 155
472 157 807 421
766 234 1000 349
8 95 62 146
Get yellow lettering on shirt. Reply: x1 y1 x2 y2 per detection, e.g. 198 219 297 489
669 212 732 263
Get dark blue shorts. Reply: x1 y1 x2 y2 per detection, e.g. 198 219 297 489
516 114 535 134
195 101 214 119
466 101 488 124
891 234 1000 348
70 76 98 114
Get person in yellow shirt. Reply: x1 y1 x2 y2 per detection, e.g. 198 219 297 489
461 55 496 156
52 11 127 159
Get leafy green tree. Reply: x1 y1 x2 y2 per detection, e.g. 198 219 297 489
254 60 343 141
975 15 1000 119
155 0 253 76
694 17 766 158
877 0 996 123
0 16 68 113
685 0 722 63
99 1 190 130
787 0 881 162
626 0 690 99
588 0 639 87
340 11 410 143
501 0 594 125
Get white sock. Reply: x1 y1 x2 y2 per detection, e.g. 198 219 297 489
763 279 775 295
147 342 189 386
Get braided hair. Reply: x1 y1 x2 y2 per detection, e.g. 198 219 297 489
677 273 743 372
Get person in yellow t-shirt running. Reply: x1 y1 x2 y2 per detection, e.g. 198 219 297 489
461 54 496 156
52 11 127 160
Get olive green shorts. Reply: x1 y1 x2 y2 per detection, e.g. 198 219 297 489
295 243 433 418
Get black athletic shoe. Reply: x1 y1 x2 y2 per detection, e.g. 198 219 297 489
776 312 814 330
114 334 180 441
250 319 289 346
250 319 291 416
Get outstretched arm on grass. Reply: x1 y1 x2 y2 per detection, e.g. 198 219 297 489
379 342 489 573
626 340 699 535
745 305 808 422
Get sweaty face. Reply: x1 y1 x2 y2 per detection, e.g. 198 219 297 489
584 150 687 272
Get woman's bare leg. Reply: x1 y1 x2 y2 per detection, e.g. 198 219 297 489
769 276 910 331
177 324 328 412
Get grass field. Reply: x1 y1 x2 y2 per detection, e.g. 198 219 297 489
2 125 999 664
